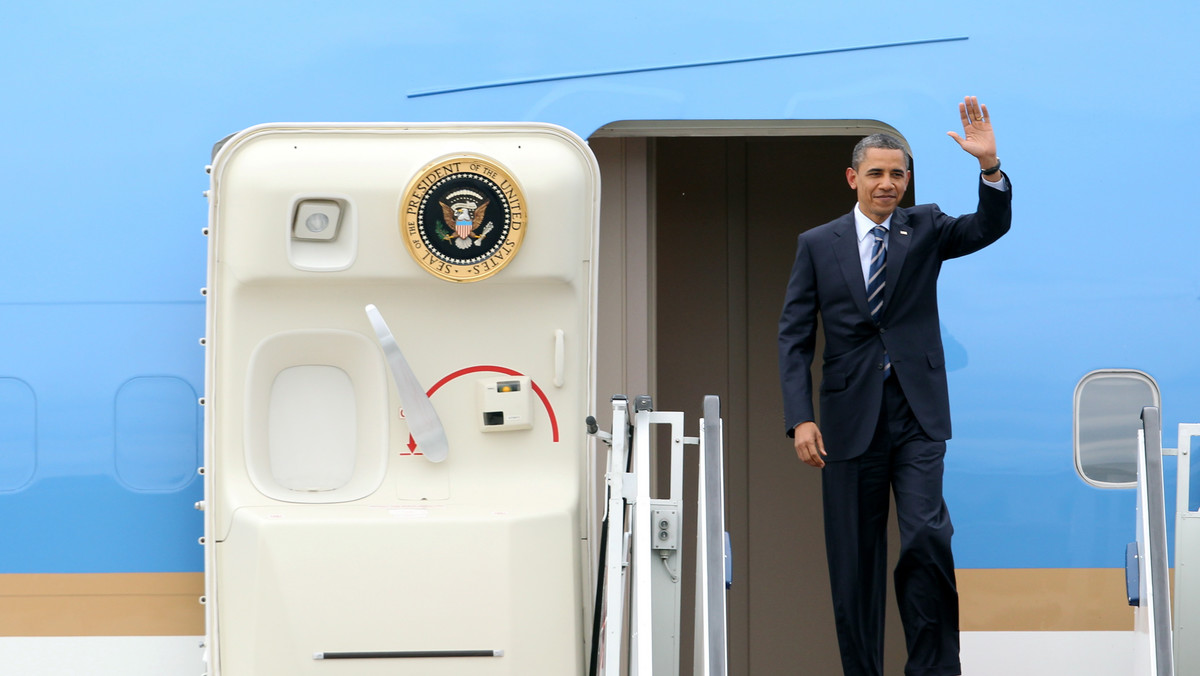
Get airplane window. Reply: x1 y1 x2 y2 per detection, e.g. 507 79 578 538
0 378 37 492
1073 370 1160 488
115 376 200 492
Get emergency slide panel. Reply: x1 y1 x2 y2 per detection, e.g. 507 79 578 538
204 124 599 675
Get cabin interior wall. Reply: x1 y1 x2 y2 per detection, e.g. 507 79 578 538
594 133 914 675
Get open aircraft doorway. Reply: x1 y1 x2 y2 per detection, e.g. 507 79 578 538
590 122 916 675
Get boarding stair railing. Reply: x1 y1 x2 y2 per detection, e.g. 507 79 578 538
586 394 730 676
1148 410 1200 676
1132 407 1174 676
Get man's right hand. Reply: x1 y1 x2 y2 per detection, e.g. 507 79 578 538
794 421 827 468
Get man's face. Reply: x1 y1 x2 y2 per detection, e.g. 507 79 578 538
846 148 910 224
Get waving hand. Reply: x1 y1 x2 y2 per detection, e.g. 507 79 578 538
947 96 999 169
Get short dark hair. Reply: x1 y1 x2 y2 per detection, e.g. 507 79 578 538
851 133 911 170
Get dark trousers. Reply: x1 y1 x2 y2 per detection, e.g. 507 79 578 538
821 375 960 676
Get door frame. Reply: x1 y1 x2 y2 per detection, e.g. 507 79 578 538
589 119 909 674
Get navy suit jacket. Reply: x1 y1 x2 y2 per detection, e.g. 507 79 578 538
778 177 1012 461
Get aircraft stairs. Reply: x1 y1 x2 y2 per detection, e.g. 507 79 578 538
1074 370 1200 676
586 394 731 676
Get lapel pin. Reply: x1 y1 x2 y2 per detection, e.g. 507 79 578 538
899 230 908 235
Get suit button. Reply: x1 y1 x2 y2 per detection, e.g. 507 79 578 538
879 327 886 334
876 363 884 370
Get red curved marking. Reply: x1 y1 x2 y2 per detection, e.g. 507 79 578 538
404 364 560 454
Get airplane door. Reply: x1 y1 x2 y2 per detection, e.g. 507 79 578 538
202 124 599 675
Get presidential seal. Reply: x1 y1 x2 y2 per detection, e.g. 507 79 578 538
401 156 526 282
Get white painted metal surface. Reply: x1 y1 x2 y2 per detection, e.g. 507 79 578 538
601 397 630 674
628 403 655 676
1133 411 1174 676
1172 424 1200 674
960 632 1136 676
694 398 727 676
0 637 205 676
204 123 599 675
594 398 728 676
1134 429 1159 676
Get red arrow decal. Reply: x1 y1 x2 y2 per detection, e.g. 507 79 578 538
404 365 560 455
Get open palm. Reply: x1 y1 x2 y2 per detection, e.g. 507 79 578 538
947 95 997 160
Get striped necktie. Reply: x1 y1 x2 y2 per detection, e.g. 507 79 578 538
867 225 891 375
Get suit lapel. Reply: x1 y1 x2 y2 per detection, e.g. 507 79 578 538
831 214 873 321
882 208 911 313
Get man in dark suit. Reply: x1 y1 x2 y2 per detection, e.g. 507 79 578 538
777 96 1011 676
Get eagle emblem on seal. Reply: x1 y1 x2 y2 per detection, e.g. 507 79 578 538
439 190 494 249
